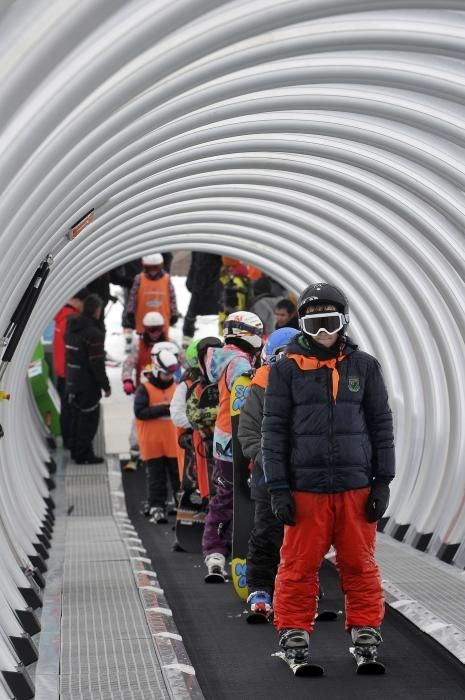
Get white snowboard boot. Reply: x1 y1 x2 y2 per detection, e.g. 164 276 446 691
204 553 226 583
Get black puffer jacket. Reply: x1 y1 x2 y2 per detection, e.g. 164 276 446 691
65 313 110 406
262 336 395 493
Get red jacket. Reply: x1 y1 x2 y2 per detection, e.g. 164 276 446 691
53 305 79 378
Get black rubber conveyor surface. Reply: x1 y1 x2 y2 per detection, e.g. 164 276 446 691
123 468 465 700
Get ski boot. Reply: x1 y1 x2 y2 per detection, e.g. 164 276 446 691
204 553 227 583
275 628 324 676
246 591 272 624
350 626 385 674
149 507 168 525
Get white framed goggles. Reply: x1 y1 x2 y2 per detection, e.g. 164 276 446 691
299 312 345 336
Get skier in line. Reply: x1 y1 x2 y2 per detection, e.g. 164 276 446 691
122 311 168 471
185 336 223 500
125 253 178 341
262 283 395 667
134 344 181 524
201 311 263 582
237 326 299 619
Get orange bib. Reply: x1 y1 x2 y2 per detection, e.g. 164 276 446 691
135 273 170 337
136 381 177 460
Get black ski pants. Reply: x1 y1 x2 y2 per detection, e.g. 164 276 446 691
145 457 180 509
57 377 73 450
70 397 100 462
246 495 284 596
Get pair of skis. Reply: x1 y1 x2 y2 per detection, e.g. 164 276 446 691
275 647 385 677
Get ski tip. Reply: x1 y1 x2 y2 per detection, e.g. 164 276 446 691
356 661 386 675
272 652 324 676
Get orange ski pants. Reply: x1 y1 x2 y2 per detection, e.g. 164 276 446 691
273 488 384 634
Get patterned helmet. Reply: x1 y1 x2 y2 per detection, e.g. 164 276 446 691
223 311 263 349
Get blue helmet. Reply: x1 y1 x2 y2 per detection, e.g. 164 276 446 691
262 327 300 364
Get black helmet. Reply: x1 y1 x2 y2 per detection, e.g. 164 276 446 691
297 282 350 332
196 336 223 377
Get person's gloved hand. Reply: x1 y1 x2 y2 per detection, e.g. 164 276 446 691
366 481 390 522
170 314 179 326
123 380 135 395
270 490 296 526
178 430 193 450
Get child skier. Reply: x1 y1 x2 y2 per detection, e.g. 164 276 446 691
134 343 181 524
202 311 263 582
122 311 168 471
237 326 299 619
262 283 395 668
125 253 178 340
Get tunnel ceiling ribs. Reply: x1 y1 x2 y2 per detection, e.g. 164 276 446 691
0 4 463 653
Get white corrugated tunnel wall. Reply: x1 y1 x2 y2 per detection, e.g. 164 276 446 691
0 0 464 693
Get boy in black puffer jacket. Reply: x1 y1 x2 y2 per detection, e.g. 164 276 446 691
65 294 111 464
262 283 395 666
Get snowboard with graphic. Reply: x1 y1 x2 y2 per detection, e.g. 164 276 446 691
230 374 255 600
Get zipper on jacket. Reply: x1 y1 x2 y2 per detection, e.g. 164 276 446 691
327 367 334 490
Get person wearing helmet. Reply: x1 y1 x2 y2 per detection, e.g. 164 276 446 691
262 282 395 667
170 338 202 456
121 311 168 471
237 327 299 620
151 339 182 382
134 344 181 524
185 337 223 500
122 312 167 393
201 311 263 582
125 253 178 340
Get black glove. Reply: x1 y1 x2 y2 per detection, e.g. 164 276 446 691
124 311 135 329
170 314 179 326
366 481 390 522
178 430 193 451
270 490 296 526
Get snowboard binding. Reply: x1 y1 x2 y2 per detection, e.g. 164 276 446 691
246 590 272 624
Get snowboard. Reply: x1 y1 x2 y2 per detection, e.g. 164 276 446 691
230 374 255 601
350 647 386 675
175 441 207 553
273 652 324 677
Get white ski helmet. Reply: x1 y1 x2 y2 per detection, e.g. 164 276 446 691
151 340 180 358
142 253 163 266
151 348 180 377
223 311 263 349
142 311 164 328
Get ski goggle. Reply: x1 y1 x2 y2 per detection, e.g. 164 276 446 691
299 312 345 336
144 325 163 333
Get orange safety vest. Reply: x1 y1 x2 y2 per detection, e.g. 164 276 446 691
136 382 177 460
135 340 153 387
135 273 170 337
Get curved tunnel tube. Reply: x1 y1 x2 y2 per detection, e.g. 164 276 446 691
1 1 465 690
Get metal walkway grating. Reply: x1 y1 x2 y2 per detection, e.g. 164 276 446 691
377 533 465 662
61 471 171 699
65 473 112 516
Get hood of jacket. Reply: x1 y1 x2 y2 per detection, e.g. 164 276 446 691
205 343 252 384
